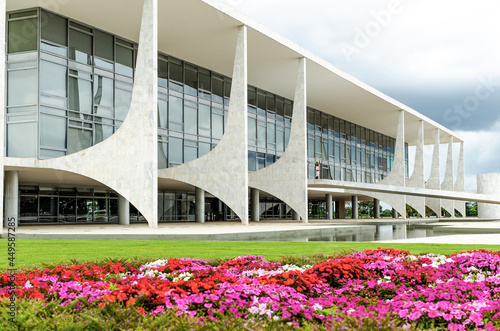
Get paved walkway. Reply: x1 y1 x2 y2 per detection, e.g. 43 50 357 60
5 218 500 245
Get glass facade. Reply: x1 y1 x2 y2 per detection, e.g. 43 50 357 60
7 8 405 222
19 186 118 224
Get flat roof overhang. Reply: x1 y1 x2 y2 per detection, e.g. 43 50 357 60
7 0 463 145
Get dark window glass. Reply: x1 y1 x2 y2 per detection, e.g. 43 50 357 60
158 60 168 88
248 88 256 106
41 11 67 46
69 29 92 64
169 61 183 90
116 45 133 76
8 18 38 53
184 66 197 96
199 71 210 92
212 77 223 103
95 30 113 61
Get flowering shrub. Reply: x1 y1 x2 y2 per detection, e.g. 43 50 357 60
1 249 500 330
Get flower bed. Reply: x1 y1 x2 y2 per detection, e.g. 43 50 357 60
1 248 500 330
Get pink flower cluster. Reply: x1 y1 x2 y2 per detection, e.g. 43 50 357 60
1 249 500 330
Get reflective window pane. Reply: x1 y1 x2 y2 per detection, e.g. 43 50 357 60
169 137 183 165
8 18 38 53
69 77 92 114
94 76 113 108
69 29 92 65
115 88 132 121
199 142 210 157
94 124 113 144
7 122 37 157
184 144 197 163
41 61 67 97
184 106 197 135
68 128 92 154
158 99 168 129
40 114 66 149
169 96 183 130
8 69 37 106
184 66 197 96
212 114 223 139
199 104 210 130
158 141 168 169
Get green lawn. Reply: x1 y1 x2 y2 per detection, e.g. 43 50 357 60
2 239 500 270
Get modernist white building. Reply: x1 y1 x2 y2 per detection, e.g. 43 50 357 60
2 0 498 229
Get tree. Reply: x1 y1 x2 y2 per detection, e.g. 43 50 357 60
380 209 392 217
466 202 477 217
406 205 419 217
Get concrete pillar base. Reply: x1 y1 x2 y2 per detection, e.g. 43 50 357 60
118 195 130 225
351 195 359 219
325 194 333 220
374 199 380 219
4 171 19 228
251 188 260 222
195 187 205 223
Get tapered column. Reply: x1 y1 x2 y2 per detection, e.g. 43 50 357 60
392 208 398 218
0 0 5 233
426 130 441 216
454 142 466 217
158 25 249 225
441 136 455 217
293 211 300 221
351 195 359 219
356 110 406 219
406 121 426 217
195 188 205 223
118 195 130 225
251 188 260 222
4 171 19 227
374 199 380 219
248 57 308 223
326 194 333 220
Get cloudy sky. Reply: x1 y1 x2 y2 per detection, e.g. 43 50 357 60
223 0 500 191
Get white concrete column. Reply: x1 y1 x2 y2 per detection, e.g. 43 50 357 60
477 174 500 218
325 194 333 220
293 211 300 221
426 130 441 216
363 110 406 219
158 25 249 225
4 171 19 228
441 136 455 217
454 142 466 217
248 57 308 223
195 187 205 223
406 120 426 217
351 195 359 219
392 208 398 218
0 0 5 233
251 188 260 222
374 199 380 218
118 195 130 225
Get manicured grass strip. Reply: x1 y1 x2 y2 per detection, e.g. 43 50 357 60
3 239 500 269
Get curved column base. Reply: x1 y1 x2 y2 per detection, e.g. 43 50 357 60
406 195 426 218
441 199 455 218
454 201 466 218
425 198 441 217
